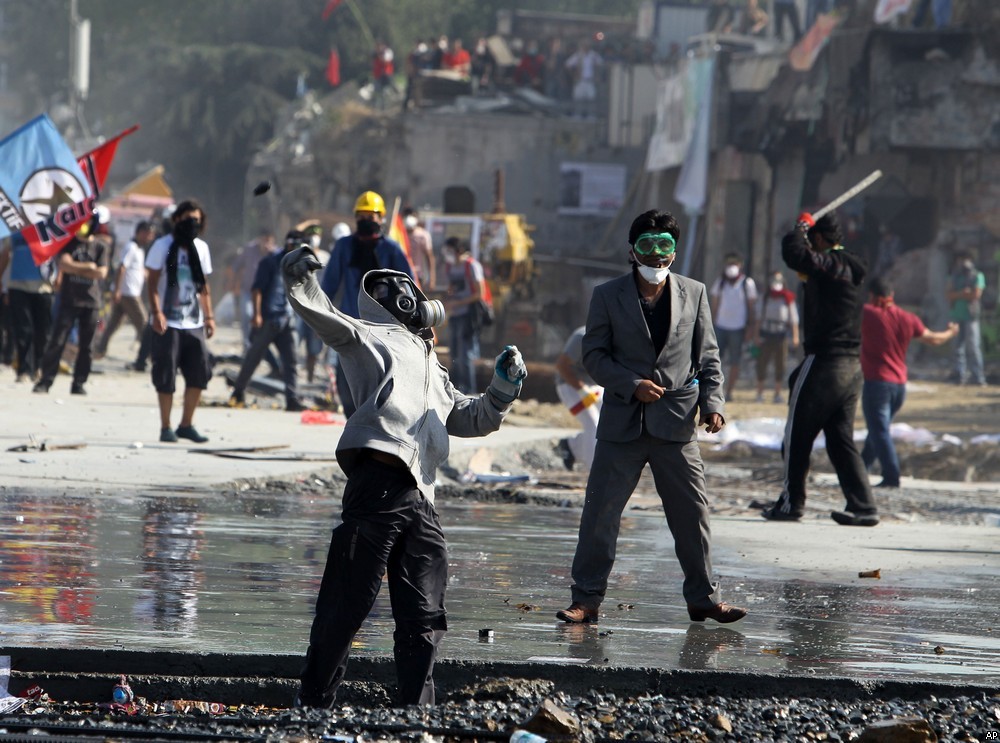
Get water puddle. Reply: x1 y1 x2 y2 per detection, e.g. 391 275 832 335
0 490 996 682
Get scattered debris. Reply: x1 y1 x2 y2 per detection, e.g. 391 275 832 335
934 645 946 655
7 438 87 452
516 603 542 613
857 716 937 742
616 603 635 611
0 656 26 715
521 698 582 739
859 569 882 579
710 712 733 732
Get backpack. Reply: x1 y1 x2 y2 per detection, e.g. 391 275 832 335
465 257 494 328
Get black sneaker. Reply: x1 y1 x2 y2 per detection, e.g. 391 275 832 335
32 381 50 394
831 510 880 527
285 400 308 412
176 425 209 444
761 505 802 522
160 427 178 443
70 383 86 395
874 479 900 489
126 362 146 372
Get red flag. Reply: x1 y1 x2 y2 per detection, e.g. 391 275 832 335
325 48 341 87
22 124 139 265
321 0 343 20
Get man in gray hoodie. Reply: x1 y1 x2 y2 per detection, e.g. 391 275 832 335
281 246 526 708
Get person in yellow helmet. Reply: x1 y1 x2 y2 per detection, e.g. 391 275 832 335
321 190 414 416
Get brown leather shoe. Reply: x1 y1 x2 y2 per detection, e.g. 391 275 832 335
556 603 599 624
687 602 747 624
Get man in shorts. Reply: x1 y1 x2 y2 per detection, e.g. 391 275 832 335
146 199 215 443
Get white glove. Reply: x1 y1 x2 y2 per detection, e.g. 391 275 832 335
488 345 527 405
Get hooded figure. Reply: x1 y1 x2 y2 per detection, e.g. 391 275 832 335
281 246 525 709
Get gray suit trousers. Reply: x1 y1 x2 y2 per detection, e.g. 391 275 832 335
570 432 721 610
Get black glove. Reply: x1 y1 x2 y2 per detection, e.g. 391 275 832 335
281 247 323 282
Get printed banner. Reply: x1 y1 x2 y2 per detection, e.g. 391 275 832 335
21 124 138 265
645 61 696 172
673 56 715 214
558 162 626 216
0 115 91 252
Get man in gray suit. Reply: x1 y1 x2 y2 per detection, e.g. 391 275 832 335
556 209 747 625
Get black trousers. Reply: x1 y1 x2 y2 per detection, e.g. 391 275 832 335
38 303 98 388
774 354 877 517
8 289 54 377
233 318 299 406
299 458 447 707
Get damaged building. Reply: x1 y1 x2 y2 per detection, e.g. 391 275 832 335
246 0 999 362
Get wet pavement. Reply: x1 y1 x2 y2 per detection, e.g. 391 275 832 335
2 488 997 685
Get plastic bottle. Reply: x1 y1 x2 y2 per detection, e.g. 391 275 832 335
509 731 547 743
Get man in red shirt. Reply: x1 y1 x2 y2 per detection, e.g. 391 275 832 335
442 39 471 77
860 277 957 488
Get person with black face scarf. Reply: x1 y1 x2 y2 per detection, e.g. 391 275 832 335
145 199 215 444
320 190 414 417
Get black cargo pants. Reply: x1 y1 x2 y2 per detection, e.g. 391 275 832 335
774 354 877 517
298 457 447 707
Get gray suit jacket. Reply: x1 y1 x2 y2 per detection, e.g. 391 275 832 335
583 271 725 443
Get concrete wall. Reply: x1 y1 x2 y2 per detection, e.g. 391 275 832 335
394 111 646 257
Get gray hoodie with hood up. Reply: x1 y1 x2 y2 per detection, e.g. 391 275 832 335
282 250 509 504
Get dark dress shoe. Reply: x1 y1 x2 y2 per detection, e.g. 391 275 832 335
555 603 599 624
761 505 802 521
831 510 879 527
688 602 747 624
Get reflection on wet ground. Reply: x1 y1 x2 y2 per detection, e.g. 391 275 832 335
1 489 996 683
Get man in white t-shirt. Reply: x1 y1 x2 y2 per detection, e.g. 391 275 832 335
146 200 215 444
709 253 757 401
96 221 153 358
565 39 603 118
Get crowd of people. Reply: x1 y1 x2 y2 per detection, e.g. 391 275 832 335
367 31 609 117
0 190 993 711
555 211 991 512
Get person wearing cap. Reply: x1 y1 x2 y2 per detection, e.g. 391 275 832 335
762 212 880 527
229 230 307 412
321 190 414 417
281 243 525 709
556 209 746 627
33 207 111 395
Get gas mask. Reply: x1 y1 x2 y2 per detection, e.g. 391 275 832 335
356 217 381 239
369 275 445 329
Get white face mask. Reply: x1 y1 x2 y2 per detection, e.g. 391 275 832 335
771 281 784 292
725 264 740 279
637 264 670 285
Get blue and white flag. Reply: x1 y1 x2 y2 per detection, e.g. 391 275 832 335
0 114 94 259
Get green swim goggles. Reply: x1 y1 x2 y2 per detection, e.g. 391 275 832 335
632 232 676 258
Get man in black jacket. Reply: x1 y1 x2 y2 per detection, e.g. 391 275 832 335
762 212 879 527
